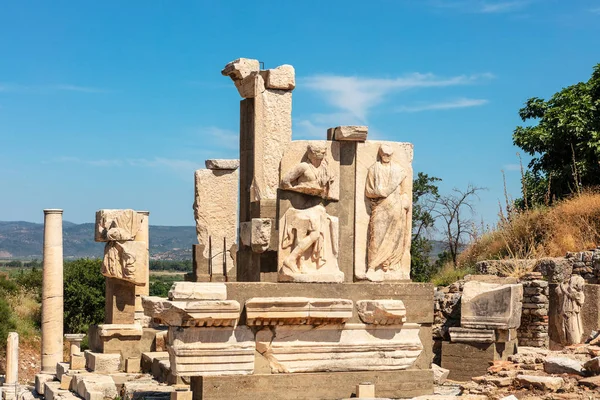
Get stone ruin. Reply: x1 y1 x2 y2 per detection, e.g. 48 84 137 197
7 58 600 400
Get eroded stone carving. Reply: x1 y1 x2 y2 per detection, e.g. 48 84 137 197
142 297 240 327
461 281 523 330
555 275 585 346
240 218 272 253
355 142 413 282
449 327 495 344
278 205 343 283
256 323 423 373
366 145 411 276
356 300 406 325
245 297 352 326
168 326 255 376
168 282 227 301
95 209 147 285
281 142 337 200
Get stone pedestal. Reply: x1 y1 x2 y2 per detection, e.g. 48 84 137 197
4 332 18 386
41 209 64 373
64 333 85 370
441 339 517 381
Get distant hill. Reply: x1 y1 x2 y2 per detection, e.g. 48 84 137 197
0 221 196 260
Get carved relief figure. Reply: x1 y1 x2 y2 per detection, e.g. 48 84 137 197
555 275 585 345
281 143 334 199
365 144 410 273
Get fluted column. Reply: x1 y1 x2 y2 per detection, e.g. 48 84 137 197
5 332 18 385
41 209 63 373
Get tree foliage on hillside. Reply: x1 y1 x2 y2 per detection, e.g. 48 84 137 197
64 259 105 334
513 63 600 206
411 173 441 282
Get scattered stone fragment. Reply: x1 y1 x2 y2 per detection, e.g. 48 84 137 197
583 356 600 374
204 159 239 170
543 356 585 375
516 374 564 391
578 375 600 389
432 363 449 384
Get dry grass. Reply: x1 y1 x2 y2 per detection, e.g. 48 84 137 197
459 191 600 266
6 290 40 341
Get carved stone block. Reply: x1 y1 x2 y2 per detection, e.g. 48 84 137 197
240 218 272 253
356 300 406 325
329 126 368 142
167 326 255 376
263 65 295 90
354 142 413 282
102 240 147 285
245 297 353 326
168 282 227 301
279 140 340 201
95 209 143 242
142 297 240 327
255 323 423 373
205 159 239 170
461 281 523 330
449 327 495 343
278 205 343 283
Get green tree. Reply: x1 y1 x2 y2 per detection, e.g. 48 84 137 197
0 275 17 350
63 259 105 334
411 173 441 282
513 63 600 206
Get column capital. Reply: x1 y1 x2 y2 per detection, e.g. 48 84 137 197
44 209 63 215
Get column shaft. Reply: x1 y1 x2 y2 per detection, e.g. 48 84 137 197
5 332 18 385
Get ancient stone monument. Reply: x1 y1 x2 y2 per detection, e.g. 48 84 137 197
5 332 18 386
554 275 585 346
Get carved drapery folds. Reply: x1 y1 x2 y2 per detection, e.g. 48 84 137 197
96 209 147 285
554 275 585 346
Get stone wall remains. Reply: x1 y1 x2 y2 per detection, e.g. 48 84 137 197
518 272 549 348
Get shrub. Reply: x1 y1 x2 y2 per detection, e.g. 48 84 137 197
64 259 105 334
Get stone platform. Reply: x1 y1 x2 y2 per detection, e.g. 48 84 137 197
190 369 434 400
441 339 518 381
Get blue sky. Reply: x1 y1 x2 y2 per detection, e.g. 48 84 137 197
1 0 599 228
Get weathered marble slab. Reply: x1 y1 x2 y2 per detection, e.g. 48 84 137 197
255 323 422 373
168 282 227 301
205 159 239 170
461 281 523 330
354 141 413 282
142 296 240 327
279 140 340 201
95 209 143 242
328 126 368 142
239 218 272 253
102 240 147 285
97 323 143 338
356 300 406 325
245 297 353 326
449 327 495 343
193 168 238 275
168 326 255 376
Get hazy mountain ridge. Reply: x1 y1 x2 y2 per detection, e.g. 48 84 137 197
0 221 196 260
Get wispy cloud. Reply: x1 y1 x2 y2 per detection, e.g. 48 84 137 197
303 72 494 121
396 98 489 113
429 0 533 14
591 7 600 14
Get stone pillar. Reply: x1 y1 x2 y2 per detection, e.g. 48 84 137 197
41 209 64 373
64 333 85 357
221 58 294 282
5 332 18 386
134 211 149 322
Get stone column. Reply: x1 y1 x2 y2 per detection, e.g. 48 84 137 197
41 209 64 373
134 211 150 321
64 333 85 357
5 332 18 386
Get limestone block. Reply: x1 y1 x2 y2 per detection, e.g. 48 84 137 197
95 209 143 242
168 282 227 301
543 356 584 375
255 323 423 373
432 363 449 384
125 358 141 373
221 58 260 84
240 219 272 253
44 381 65 400
73 374 117 400
331 126 368 142
70 354 85 370
84 351 121 373
167 326 255 376
264 65 295 90
356 383 375 398
142 296 240 327
123 379 174 400
205 159 239 170
280 140 340 201
35 374 55 395
193 168 238 275
97 323 143 338
516 374 563 391
170 391 193 400
245 297 353 326
141 352 169 373
354 141 413 282
56 362 69 381
60 374 73 390
356 300 406 325
278 205 343 283
102 240 147 285
461 281 523 330
237 72 266 99
449 327 495 343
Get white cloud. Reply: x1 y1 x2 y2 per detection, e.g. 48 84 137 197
429 0 532 14
396 98 489 112
302 72 494 121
